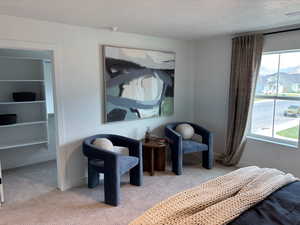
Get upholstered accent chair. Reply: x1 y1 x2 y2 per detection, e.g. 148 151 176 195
82 134 143 206
165 122 214 175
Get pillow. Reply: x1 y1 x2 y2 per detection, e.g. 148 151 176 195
93 138 114 151
175 123 194 139
191 134 202 143
113 146 129 156
93 138 129 155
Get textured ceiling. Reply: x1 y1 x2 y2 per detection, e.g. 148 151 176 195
0 0 300 40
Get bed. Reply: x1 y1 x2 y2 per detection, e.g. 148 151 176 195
229 180 300 225
130 166 300 225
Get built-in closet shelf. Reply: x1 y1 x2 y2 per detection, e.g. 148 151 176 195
0 80 44 82
0 54 49 152
0 139 48 150
0 101 45 105
0 121 47 128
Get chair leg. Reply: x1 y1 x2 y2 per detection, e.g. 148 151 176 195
202 150 213 169
172 149 183 175
130 161 143 186
104 171 120 206
88 164 99 188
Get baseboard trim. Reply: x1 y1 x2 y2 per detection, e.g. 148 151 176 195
214 152 223 161
61 176 86 191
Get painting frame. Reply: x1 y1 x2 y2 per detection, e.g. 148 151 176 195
102 45 176 123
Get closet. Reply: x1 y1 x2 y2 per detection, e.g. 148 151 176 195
0 49 57 204
0 56 49 150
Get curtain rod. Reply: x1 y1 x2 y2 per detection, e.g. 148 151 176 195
264 27 300 36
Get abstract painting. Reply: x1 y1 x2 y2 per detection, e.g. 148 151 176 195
103 45 175 123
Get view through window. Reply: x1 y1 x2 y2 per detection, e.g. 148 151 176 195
250 51 300 144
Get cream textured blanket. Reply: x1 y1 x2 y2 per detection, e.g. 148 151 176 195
130 166 298 225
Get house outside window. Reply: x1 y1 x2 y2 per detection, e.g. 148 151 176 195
249 51 300 146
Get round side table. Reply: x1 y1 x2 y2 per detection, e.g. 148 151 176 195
142 139 167 176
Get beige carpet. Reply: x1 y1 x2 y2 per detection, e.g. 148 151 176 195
2 160 57 205
0 161 234 225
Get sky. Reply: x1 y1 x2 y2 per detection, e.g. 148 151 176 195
260 52 300 75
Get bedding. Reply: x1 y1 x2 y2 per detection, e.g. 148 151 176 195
229 180 300 225
130 166 298 225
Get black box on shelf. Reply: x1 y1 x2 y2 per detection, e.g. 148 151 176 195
12 92 36 102
0 114 17 125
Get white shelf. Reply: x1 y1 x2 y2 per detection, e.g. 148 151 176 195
0 121 47 128
0 140 48 150
0 56 49 153
0 80 44 82
0 101 45 105
0 55 49 155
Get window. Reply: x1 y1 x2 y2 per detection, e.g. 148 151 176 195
249 51 300 146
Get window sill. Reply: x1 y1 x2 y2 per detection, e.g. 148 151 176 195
246 135 298 149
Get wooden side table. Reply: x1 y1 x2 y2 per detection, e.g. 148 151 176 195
142 138 167 176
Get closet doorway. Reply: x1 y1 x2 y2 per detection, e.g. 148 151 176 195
0 48 59 204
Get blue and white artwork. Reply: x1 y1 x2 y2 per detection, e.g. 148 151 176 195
103 46 175 123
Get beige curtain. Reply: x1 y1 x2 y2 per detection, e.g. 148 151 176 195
222 34 264 166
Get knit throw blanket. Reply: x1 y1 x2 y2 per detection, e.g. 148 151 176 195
130 166 298 225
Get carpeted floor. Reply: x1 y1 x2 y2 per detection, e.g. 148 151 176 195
0 161 235 225
2 160 58 205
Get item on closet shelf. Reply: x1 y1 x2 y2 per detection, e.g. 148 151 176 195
0 114 17 125
12 92 36 102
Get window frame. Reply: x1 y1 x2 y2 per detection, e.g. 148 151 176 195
247 50 300 147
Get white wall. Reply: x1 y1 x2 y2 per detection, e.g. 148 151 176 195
0 15 196 190
194 36 232 154
194 31 300 177
44 61 55 114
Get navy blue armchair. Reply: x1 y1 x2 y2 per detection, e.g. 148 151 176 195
82 134 143 206
165 122 213 175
